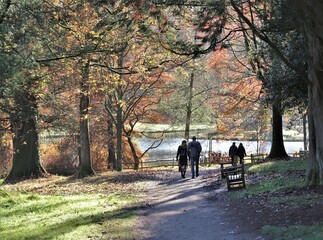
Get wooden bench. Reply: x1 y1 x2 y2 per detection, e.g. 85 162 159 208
219 160 233 178
222 164 246 190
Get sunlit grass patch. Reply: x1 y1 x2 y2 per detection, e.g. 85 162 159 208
0 192 139 240
0 173 147 240
262 224 323 240
248 159 306 175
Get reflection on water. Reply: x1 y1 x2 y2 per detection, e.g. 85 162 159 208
136 138 304 160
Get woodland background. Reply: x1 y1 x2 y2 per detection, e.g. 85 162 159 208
0 0 322 186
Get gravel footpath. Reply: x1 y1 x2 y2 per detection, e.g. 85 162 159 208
136 168 264 240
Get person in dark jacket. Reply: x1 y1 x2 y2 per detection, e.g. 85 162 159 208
229 142 238 166
238 143 246 164
188 136 202 179
176 140 188 178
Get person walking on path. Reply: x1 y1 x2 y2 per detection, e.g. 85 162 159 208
229 142 238 166
188 136 202 179
176 140 188 178
238 143 246 164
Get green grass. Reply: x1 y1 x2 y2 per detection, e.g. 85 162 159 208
244 176 306 196
135 122 211 132
230 159 307 198
0 175 142 240
0 192 138 240
247 159 306 175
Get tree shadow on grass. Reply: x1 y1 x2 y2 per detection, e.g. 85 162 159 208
2 206 135 240
0 198 68 218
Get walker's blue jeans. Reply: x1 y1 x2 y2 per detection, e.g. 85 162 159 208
190 157 199 178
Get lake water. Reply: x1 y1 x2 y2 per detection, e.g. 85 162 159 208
136 138 305 160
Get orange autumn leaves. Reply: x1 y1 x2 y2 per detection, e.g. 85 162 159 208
207 48 263 138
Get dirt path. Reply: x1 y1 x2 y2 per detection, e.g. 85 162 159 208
136 168 264 240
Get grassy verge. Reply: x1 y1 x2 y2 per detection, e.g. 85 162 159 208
247 159 306 175
229 159 323 240
231 159 307 198
0 172 147 240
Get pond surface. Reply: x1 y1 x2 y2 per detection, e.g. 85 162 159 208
136 138 304 160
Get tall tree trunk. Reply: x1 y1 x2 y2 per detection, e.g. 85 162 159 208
267 104 288 158
306 94 320 185
5 92 46 182
184 72 194 140
78 59 95 178
116 105 123 171
107 118 116 170
295 0 323 185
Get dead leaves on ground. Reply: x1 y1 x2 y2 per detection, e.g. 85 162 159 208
0 169 179 195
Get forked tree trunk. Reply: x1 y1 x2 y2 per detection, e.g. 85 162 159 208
5 92 46 182
267 104 288 158
78 59 95 178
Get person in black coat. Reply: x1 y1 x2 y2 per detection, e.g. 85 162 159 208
176 140 188 178
229 142 238 166
238 143 246 164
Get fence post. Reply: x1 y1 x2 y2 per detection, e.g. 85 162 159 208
251 154 254 164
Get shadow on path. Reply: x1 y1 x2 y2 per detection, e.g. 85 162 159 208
137 169 264 240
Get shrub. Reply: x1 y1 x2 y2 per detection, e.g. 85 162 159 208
41 137 79 175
